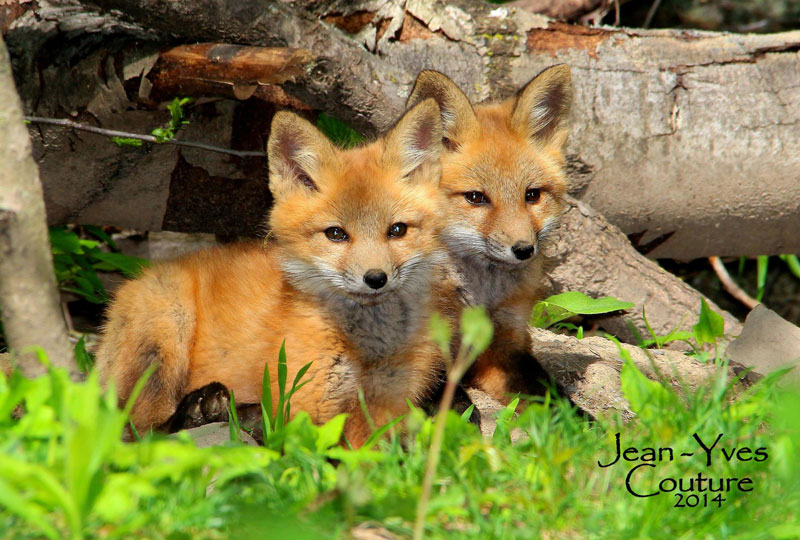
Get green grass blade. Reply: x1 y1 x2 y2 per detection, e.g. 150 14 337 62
228 389 242 443
276 341 288 430
780 254 800 280
756 255 769 302
261 360 274 429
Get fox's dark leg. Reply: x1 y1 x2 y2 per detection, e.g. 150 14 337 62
166 382 231 432
421 378 481 426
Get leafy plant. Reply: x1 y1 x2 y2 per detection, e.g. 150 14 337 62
530 290 634 329
316 113 366 148
111 97 192 147
50 227 148 304
415 306 493 540
260 341 313 448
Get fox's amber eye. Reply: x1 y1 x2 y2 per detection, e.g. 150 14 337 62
464 191 488 205
525 188 541 204
387 223 407 238
324 227 348 242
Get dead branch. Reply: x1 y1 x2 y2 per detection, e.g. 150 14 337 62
708 256 760 311
25 116 267 158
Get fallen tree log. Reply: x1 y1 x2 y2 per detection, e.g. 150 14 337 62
7 0 796 259
544 196 744 344
528 327 745 421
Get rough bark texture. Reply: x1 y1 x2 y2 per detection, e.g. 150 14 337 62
528 327 742 420
6 0 799 259
544 196 744 343
0 35 75 378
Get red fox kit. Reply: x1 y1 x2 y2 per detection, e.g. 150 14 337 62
406 65 573 403
96 99 452 446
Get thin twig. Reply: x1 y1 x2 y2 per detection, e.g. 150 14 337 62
643 0 662 28
24 116 267 158
613 0 620 27
709 256 760 310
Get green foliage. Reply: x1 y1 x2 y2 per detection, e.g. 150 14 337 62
316 113 366 148
693 298 725 348
110 137 142 147
50 227 148 304
2 303 798 539
73 336 93 373
260 341 313 449
110 97 191 147
152 97 192 143
531 291 634 329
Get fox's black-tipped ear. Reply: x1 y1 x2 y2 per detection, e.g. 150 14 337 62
267 112 336 198
510 64 572 149
406 70 477 150
384 98 443 181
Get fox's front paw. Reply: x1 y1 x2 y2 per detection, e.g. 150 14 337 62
167 382 231 432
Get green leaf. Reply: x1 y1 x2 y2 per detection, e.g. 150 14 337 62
111 137 143 148
543 291 635 315
428 312 452 358
316 113 365 148
73 336 94 373
460 306 493 360
316 414 347 452
531 291 634 329
619 353 679 422
83 225 119 251
91 251 149 278
693 298 724 347
49 228 83 255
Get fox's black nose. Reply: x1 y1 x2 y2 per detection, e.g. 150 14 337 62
363 269 388 290
511 242 534 261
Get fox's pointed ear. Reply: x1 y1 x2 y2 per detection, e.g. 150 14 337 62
384 98 443 181
406 70 477 149
510 64 572 149
267 112 336 199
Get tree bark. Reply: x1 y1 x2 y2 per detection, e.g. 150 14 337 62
4 0 793 344
527 327 747 421
0 35 75 378
544 196 743 344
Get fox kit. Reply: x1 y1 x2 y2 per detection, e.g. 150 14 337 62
406 65 573 403
96 99 452 446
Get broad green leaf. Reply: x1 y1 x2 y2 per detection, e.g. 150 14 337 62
316 414 347 452
693 298 724 347
91 251 149 278
531 291 633 329
542 291 635 315
49 228 83 254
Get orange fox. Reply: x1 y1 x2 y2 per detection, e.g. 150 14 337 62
406 65 573 403
96 99 455 446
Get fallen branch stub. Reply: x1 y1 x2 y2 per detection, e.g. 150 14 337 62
146 44 315 106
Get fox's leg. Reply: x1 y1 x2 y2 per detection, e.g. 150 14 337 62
95 269 196 433
166 382 230 431
466 303 551 404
